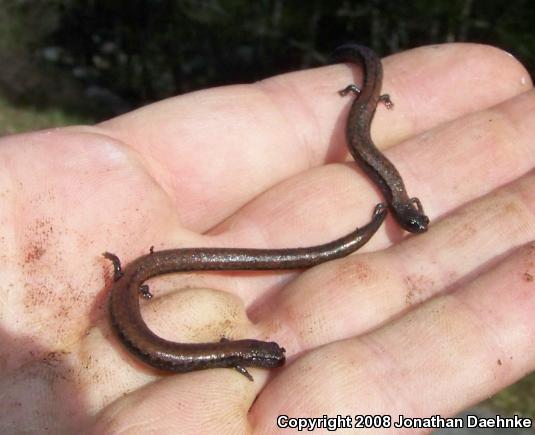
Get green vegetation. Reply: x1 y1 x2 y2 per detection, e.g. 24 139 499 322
489 373 535 419
0 0 534 120
0 96 91 135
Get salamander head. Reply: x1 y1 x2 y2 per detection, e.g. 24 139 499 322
393 202 429 233
246 341 286 368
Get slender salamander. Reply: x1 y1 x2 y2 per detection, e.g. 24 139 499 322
333 43 430 233
105 203 387 380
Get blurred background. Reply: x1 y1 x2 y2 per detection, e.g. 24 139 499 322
1 0 535 130
0 0 533 423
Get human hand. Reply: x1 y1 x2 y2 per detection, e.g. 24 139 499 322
1 43 533 434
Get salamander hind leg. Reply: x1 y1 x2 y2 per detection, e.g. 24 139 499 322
338 84 361 96
102 252 124 281
138 284 153 299
379 93 394 109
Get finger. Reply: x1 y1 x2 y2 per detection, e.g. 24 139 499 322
251 241 535 428
91 370 255 434
267 164 535 352
376 43 531 147
96 44 529 231
207 88 535 303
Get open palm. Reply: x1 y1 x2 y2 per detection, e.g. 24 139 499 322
1 43 534 434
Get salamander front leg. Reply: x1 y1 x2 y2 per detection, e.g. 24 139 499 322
410 197 425 214
220 337 253 381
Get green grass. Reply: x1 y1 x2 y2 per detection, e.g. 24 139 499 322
488 373 535 419
0 95 92 134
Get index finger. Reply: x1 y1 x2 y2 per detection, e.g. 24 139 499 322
97 43 530 232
